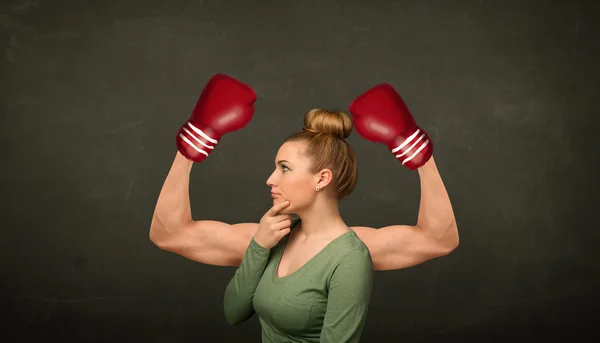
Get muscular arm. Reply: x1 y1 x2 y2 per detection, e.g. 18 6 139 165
149 151 256 267
354 156 459 271
415 156 459 246
149 151 194 240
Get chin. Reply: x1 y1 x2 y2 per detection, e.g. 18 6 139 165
280 208 293 215
274 199 294 214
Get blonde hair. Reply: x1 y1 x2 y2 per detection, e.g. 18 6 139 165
284 109 358 200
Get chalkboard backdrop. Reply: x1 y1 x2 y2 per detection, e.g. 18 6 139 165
1 0 598 342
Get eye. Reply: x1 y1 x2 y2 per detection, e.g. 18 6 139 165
281 165 290 172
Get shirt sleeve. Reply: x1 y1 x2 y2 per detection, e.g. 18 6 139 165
223 237 271 325
320 248 374 343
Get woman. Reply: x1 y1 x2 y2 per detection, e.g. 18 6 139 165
223 109 375 342
149 74 459 341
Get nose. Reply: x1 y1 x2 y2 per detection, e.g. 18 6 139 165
266 169 277 187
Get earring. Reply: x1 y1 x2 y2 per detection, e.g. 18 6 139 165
316 186 320 192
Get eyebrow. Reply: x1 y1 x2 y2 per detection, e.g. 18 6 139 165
276 160 291 165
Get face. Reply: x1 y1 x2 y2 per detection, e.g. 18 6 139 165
266 141 332 214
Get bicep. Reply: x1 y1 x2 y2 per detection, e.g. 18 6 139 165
352 225 448 271
157 221 258 267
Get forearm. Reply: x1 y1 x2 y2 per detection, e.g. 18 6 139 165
415 156 458 246
223 238 270 325
149 151 194 242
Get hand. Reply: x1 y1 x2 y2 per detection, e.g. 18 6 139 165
176 73 256 162
253 201 292 249
349 83 433 170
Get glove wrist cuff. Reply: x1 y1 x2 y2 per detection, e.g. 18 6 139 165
390 127 433 169
176 121 219 162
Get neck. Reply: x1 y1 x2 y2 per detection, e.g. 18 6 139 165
294 195 348 239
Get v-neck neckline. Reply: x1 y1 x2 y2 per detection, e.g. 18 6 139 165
272 228 353 282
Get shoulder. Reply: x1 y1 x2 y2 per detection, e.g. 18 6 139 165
342 230 372 259
328 242 374 291
333 231 373 271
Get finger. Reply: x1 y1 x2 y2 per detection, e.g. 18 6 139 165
268 200 290 216
276 227 291 238
271 213 292 223
271 219 292 231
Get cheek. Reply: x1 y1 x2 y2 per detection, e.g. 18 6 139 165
280 181 306 201
288 186 314 206
285 180 310 197
278 174 313 203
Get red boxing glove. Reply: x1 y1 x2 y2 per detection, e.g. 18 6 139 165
349 83 433 170
176 73 256 162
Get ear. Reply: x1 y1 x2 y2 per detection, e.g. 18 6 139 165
315 168 333 189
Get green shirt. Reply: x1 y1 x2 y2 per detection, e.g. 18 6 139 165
223 219 374 342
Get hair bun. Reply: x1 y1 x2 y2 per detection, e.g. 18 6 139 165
303 109 353 139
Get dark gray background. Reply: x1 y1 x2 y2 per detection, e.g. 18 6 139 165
1 0 599 342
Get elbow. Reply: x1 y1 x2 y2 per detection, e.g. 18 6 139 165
149 231 174 252
440 222 459 255
224 313 242 326
149 229 164 249
149 218 170 250
223 296 253 326
223 307 249 326
148 224 163 248
442 238 459 256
